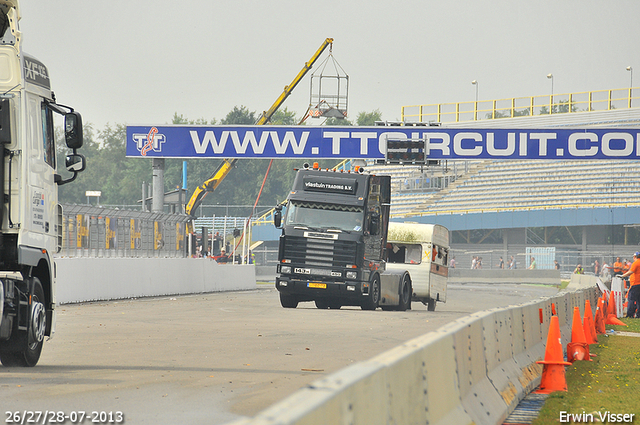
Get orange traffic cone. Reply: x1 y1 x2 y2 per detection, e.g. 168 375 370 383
608 290 616 316
606 290 628 327
567 307 591 362
535 315 571 394
595 297 606 334
583 300 598 344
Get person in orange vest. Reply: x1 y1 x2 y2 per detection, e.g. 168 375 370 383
621 252 640 318
613 257 624 277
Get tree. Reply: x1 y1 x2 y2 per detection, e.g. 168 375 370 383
268 107 299 125
513 108 531 117
324 117 352 126
172 112 216 125
221 106 256 125
356 109 382 126
539 99 581 115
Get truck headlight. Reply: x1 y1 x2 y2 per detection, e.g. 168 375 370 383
280 265 292 274
346 271 358 280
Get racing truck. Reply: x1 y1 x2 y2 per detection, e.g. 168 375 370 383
273 162 448 311
0 0 86 366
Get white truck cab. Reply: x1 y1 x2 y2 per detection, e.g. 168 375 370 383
0 0 86 366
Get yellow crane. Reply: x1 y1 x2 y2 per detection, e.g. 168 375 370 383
185 38 334 230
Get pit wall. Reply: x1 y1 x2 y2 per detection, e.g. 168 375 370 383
229 285 599 425
448 269 560 285
54 258 257 304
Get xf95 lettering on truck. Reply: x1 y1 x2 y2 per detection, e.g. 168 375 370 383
0 0 86 366
273 162 449 311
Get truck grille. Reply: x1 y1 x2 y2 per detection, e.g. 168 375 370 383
283 236 357 268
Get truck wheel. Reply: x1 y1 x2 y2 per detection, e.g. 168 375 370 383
279 292 299 309
0 278 46 367
397 274 412 311
361 275 381 311
427 298 436 312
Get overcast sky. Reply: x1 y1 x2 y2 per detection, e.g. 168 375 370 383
18 1 640 131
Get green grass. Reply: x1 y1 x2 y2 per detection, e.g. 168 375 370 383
533 318 640 424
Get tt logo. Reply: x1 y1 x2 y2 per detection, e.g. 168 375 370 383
133 127 166 156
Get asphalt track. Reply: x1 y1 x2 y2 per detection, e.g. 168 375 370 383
1 283 558 424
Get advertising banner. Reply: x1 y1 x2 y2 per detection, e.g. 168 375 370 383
126 125 640 160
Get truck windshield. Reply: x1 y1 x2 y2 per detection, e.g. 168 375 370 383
285 201 363 232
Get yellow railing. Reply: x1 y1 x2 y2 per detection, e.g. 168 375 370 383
401 87 640 123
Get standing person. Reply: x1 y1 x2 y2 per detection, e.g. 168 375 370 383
449 256 456 269
594 259 600 276
471 256 477 270
613 257 624 277
477 257 483 269
528 256 536 270
573 264 584 274
510 256 516 269
498 257 504 269
601 261 611 280
554 260 560 270
216 248 229 263
621 252 640 318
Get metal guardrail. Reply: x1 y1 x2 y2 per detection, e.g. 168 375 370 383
59 205 191 258
402 87 640 123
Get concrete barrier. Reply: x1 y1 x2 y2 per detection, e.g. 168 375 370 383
449 269 560 285
227 283 600 425
255 265 277 282
567 273 599 290
55 258 257 304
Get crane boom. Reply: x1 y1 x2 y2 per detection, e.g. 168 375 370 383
185 38 334 224
256 38 333 125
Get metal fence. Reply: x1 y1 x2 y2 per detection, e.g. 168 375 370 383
59 205 192 258
450 246 634 277
401 86 639 123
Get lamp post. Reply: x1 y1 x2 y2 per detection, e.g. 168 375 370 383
627 66 633 108
472 80 478 120
547 73 554 113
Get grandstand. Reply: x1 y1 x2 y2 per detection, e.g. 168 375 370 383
371 96 640 269
384 159 640 217
370 99 640 221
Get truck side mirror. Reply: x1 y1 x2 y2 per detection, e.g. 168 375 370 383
56 153 86 185
65 111 83 149
274 205 282 228
65 153 86 173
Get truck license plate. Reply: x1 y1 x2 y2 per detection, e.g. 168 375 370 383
308 282 327 289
